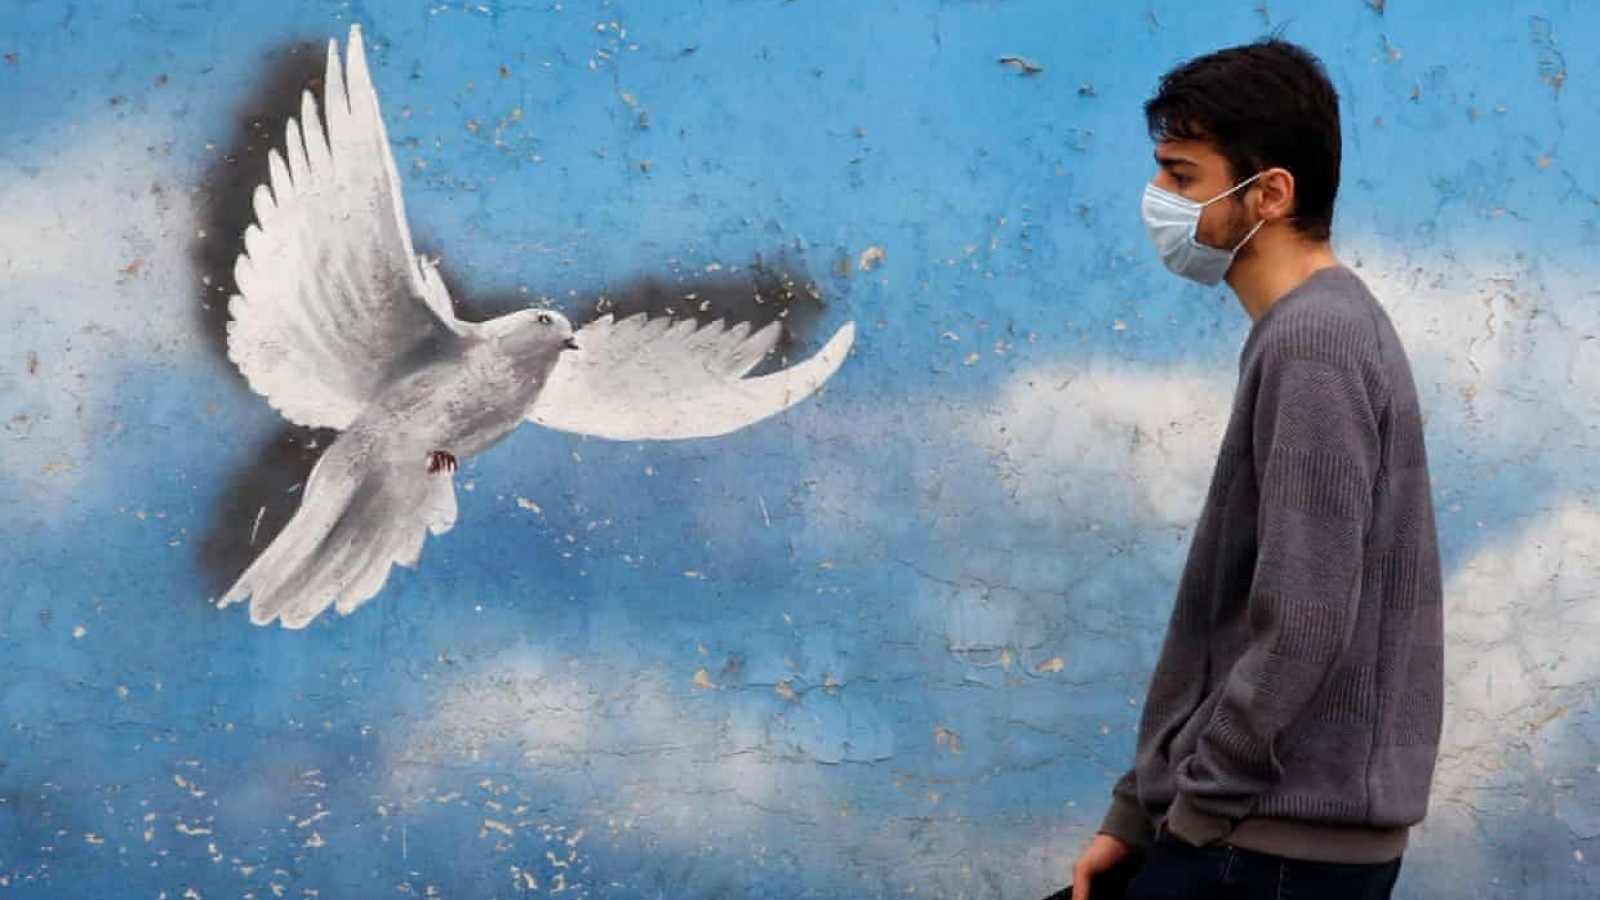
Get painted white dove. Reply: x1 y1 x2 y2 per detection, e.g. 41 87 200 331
217 25 855 628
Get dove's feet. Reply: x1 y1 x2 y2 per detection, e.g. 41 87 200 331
426 450 457 474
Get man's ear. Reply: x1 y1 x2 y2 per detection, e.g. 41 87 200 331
1254 167 1297 223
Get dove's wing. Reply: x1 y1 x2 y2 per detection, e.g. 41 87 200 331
528 314 855 440
227 24 461 431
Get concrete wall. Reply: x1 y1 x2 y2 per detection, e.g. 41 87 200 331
3 1 1598 897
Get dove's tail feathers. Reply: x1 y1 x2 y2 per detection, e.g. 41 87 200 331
217 438 458 629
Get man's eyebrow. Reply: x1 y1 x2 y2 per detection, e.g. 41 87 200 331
1154 152 1198 169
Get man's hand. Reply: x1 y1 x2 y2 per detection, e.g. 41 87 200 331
1070 833 1134 900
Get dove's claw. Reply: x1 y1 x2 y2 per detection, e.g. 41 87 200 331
426 450 457 474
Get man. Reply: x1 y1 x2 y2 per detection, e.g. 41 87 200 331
1069 39 1444 900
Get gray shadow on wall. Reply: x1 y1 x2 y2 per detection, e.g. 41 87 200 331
188 41 837 599
188 38 337 601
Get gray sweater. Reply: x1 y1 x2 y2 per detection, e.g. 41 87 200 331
1099 266 1444 864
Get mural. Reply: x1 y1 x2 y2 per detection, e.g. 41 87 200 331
3 2 1600 898
219 26 853 628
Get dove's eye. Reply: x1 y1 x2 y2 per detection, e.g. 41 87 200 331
536 312 553 326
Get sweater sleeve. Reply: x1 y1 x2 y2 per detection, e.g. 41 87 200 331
1099 767 1155 849
1166 340 1383 846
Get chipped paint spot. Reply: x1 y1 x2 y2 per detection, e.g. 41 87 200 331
934 725 964 754
997 55 1044 75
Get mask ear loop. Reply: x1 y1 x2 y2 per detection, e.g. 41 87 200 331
1200 171 1265 208
1230 218 1267 253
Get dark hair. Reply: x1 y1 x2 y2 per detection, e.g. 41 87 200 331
1145 39 1341 241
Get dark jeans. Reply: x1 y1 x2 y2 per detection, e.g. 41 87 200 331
1123 832 1402 900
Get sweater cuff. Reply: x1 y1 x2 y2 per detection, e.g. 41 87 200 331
1098 793 1155 850
1165 793 1237 847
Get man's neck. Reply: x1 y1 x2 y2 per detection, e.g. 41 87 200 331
1226 231 1341 322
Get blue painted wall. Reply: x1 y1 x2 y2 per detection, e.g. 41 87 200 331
4 1 1599 897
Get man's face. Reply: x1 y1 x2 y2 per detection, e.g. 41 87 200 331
1152 137 1255 252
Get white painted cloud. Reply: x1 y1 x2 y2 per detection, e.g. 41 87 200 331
956 361 1233 535
0 120 201 506
387 638 1085 897
1344 242 1600 462
1423 500 1600 836
387 640 893 849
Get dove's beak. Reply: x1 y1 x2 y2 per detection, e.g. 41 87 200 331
563 337 580 351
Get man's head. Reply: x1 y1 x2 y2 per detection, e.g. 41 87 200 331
1146 39 1341 252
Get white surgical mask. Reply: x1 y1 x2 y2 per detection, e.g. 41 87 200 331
1141 173 1265 286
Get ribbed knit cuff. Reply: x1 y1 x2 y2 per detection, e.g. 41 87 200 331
1098 793 1155 850
1165 793 1237 847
